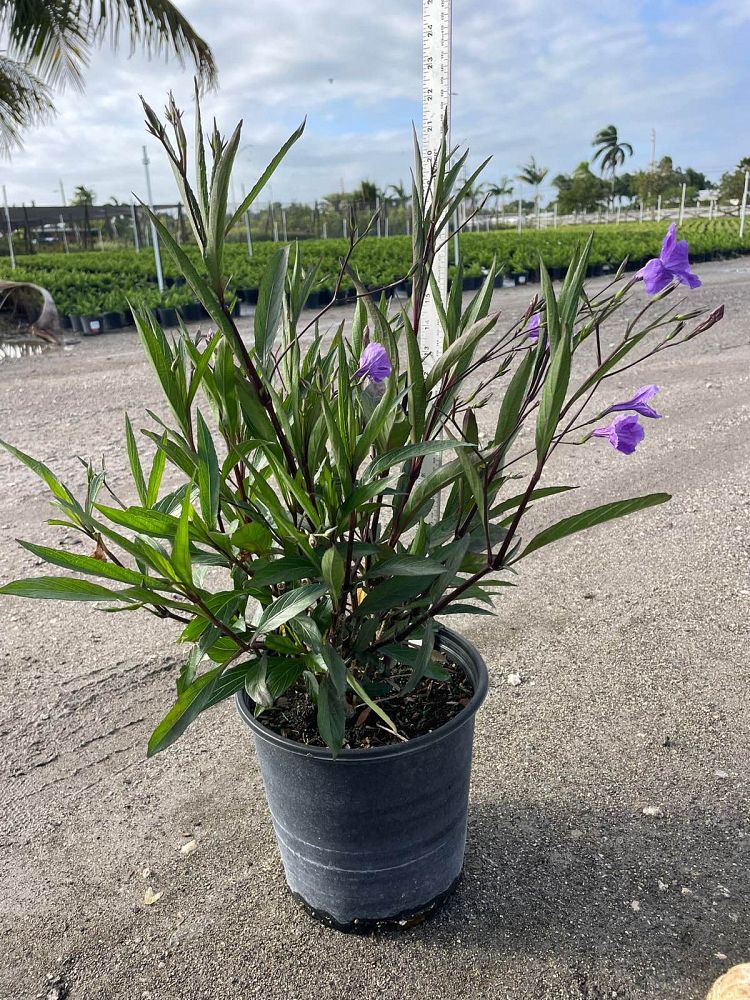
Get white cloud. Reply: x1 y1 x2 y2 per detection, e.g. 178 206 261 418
1 0 747 209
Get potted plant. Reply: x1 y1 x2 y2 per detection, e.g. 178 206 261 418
0 95 723 931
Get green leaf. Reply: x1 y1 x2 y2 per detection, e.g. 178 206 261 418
244 655 273 708
147 666 222 756
255 583 327 634
254 245 290 370
366 555 445 578
232 522 273 555
17 541 170 589
346 671 398 734
172 488 193 586
535 320 571 459
494 350 534 448
559 234 593 332
0 438 72 503
490 485 576 520
226 119 306 232
247 555 316 589
516 493 671 562
146 433 167 507
266 657 306 699
196 411 220 529
357 575 429 616
125 415 147 505
401 619 436 694
203 658 259 709
0 577 129 602
321 546 345 598
438 603 497 616
339 474 399 519
424 313 499 392
399 456 465 530
205 121 242 284
365 440 468 480
95 503 178 538
404 323 426 444
352 373 397 471
539 259 561 352
313 643 347 694
316 675 346 756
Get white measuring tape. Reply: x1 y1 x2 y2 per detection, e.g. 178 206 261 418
421 0 452 519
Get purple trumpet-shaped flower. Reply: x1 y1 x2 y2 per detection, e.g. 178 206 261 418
607 384 662 419
592 414 645 455
354 342 391 383
526 313 541 343
637 224 701 295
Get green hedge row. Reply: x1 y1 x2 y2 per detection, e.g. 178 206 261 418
0 218 745 319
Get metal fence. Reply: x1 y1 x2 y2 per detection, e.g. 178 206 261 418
0 189 746 259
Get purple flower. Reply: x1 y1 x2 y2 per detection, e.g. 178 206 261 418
354 342 391 383
526 313 541 343
592 414 645 455
607 384 662 419
637 224 701 295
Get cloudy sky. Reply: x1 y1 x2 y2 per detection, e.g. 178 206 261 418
2 0 748 208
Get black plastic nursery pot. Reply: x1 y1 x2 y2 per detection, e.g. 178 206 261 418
81 315 103 336
68 314 81 332
156 306 179 327
235 627 488 932
178 301 202 322
101 311 121 332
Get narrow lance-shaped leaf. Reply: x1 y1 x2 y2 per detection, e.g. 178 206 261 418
346 671 398 734
535 288 571 459
0 439 72 504
125 415 147 505
254 245 290 371
0 577 134 602
493 349 534 448
404 318 426 444
146 433 168 508
196 411 220 529
147 666 222 757
171 487 194 586
16 541 172 589
425 312 499 392
254 583 328 635
514 493 671 562
401 618 436 695
317 675 346 756
321 547 345 599
226 119 306 232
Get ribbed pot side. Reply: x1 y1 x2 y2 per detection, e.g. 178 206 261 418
235 628 488 932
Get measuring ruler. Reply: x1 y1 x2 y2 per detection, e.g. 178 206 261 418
421 0 452 518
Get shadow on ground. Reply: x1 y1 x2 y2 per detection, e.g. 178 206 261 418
414 796 747 995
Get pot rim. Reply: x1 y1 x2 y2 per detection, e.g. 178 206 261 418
235 625 488 761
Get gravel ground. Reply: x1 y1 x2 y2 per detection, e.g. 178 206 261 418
0 260 748 1000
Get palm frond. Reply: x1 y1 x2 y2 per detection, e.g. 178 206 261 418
0 0 216 92
0 53 54 155
0 0 90 91
87 0 217 89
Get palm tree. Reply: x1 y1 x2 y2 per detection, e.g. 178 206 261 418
482 176 514 216
591 125 633 205
516 156 548 216
386 181 410 209
0 1 216 153
71 185 95 206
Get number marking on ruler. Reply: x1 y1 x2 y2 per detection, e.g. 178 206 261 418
421 0 452 517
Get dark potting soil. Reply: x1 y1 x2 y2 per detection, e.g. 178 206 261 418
260 654 474 750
